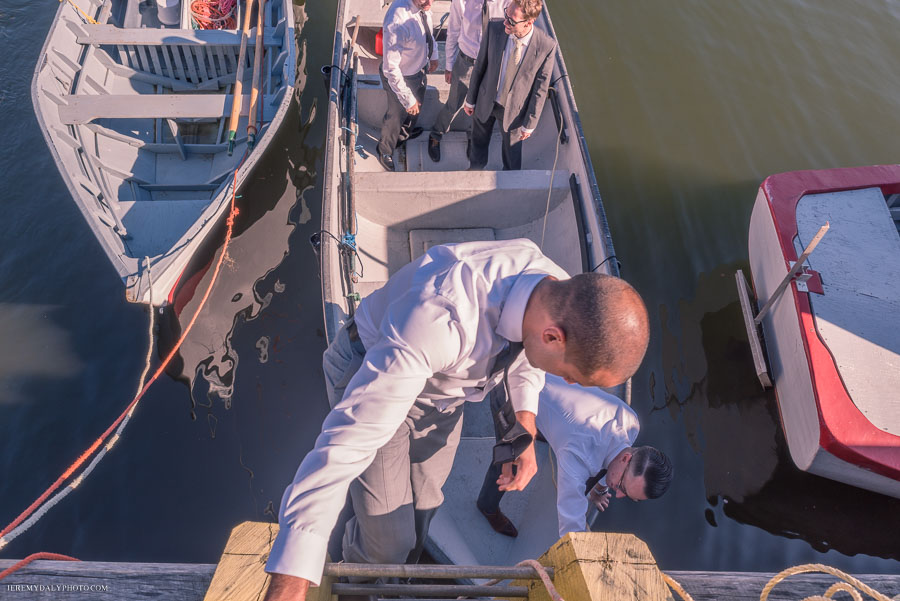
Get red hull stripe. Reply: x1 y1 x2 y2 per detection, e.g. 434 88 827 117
762 165 900 480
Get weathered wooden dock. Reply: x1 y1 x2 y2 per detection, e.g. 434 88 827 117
2 523 898 601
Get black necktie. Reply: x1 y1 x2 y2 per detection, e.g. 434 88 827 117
482 0 489 37
489 342 532 467
585 468 608 496
419 11 434 68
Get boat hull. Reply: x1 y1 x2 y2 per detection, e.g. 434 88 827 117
31 0 297 305
747 166 900 498
322 0 625 566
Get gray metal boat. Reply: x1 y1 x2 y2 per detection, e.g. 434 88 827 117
321 0 625 567
32 0 296 304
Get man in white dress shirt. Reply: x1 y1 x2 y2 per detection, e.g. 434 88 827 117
476 374 673 537
463 0 555 170
263 239 650 601
378 0 440 171
427 0 506 163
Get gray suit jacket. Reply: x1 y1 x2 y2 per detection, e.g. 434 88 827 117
465 20 557 133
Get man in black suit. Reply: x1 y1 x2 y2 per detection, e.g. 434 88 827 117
463 0 556 170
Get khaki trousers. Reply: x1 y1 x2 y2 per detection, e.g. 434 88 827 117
322 321 464 565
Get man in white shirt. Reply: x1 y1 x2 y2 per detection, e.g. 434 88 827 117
263 239 650 601
378 0 440 171
463 0 555 170
427 0 506 164
476 374 673 538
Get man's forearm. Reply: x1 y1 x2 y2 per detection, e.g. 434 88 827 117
264 574 309 601
515 410 537 437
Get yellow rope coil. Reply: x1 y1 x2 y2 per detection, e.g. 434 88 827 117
661 572 695 601
661 563 894 601
59 0 100 25
761 564 894 601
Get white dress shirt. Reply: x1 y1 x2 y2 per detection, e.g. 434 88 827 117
382 0 439 109
445 0 506 71
266 239 569 583
536 374 640 537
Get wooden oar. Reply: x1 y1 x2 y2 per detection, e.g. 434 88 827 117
247 0 266 149
227 0 256 156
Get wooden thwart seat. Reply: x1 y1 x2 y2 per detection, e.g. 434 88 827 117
59 94 278 124
75 25 280 47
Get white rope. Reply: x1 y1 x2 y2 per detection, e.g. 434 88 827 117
539 88 565 251
0 259 156 551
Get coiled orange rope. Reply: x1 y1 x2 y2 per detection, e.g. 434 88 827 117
190 0 237 29
0 155 246 579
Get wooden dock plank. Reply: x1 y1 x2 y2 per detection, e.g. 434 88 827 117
0 560 214 600
666 570 900 601
1 558 897 601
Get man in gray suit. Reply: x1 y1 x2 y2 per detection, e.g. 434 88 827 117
463 0 556 170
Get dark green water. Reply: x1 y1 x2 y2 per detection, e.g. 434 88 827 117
0 0 897 576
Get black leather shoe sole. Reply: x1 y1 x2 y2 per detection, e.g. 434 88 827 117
428 135 441 163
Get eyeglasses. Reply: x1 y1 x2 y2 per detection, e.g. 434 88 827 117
610 456 639 502
504 10 529 26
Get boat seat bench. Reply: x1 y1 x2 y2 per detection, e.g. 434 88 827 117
58 94 278 124
74 25 281 47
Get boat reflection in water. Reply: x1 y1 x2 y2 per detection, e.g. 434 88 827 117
660 264 900 562
154 95 320 426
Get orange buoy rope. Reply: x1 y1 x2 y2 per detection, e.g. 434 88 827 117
0 553 79 582
0 155 246 571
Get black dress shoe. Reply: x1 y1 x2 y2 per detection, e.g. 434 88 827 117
378 153 395 172
428 133 441 163
477 504 518 538
403 126 424 141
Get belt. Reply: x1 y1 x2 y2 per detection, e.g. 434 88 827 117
457 51 475 63
346 318 366 355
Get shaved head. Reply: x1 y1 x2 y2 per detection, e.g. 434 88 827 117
543 273 649 380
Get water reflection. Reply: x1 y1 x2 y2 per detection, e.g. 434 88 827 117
157 99 319 427
0 305 82 405
660 263 900 561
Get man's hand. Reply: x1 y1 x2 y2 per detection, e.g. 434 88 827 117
519 128 532 141
407 101 421 115
428 59 439 74
263 574 309 601
464 104 474 116
444 71 452 84
496 411 538 492
588 484 611 512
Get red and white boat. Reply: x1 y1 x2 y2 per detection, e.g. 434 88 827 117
739 165 900 498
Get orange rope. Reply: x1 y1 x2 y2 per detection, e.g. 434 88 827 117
0 553 79 581
0 156 245 573
190 0 236 29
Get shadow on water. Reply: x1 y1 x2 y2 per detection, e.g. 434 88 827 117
659 263 900 562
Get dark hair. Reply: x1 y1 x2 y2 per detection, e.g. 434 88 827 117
546 273 649 378
629 446 673 499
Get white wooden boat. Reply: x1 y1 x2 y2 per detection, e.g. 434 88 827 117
32 0 296 304
740 165 900 498
321 0 623 567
